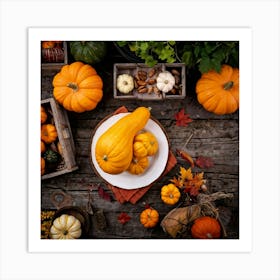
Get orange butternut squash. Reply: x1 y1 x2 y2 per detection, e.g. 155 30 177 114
95 107 151 174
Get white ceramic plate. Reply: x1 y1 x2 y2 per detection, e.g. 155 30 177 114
91 113 169 190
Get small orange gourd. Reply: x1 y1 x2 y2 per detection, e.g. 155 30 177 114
41 106 47 124
196 64 239 115
127 156 149 175
52 61 103 113
134 131 158 156
161 183 181 205
140 208 159 228
133 141 148 158
41 140 46 153
191 216 221 239
95 107 151 174
41 157 45 175
41 124 58 144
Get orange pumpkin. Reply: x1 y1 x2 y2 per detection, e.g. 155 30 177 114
127 156 149 175
195 64 239 115
41 124 58 144
191 216 221 239
42 41 56 49
41 106 47 124
132 141 148 158
41 140 46 153
41 157 45 175
140 208 159 228
161 183 181 205
134 131 158 156
52 61 103 113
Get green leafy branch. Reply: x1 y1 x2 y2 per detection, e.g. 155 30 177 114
116 41 239 73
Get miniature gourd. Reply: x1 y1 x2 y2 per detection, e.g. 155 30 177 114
127 156 149 175
41 124 58 144
140 208 159 228
133 141 148 158
41 157 45 175
156 71 175 93
43 149 60 164
134 131 158 156
69 41 107 65
50 214 82 239
161 183 181 205
41 106 47 124
195 64 239 115
116 74 134 94
41 140 46 153
52 61 103 113
191 216 221 239
95 107 151 174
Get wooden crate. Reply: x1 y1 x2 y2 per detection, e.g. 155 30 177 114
41 98 78 180
41 41 68 71
113 63 186 100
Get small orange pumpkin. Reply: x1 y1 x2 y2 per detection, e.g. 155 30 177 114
161 183 181 205
41 124 58 144
41 106 48 124
196 64 239 115
42 41 56 49
52 61 103 113
127 156 149 175
41 140 46 153
133 141 148 158
134 131 158 156
140 208 159 228
41 157 45 175
191 216 221 239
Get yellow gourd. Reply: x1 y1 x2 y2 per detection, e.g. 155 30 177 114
133 141 148 158
134 131 158 156
127 156 149 175
161 183 181 205
95 107 151 174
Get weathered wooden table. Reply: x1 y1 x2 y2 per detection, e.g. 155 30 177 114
41 43 239 239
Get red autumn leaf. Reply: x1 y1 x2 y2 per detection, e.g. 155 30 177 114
195 156 214 169
98 185 112 201
144 203 151 209
174 108 193 127
189 186 200 197
117 212 131 225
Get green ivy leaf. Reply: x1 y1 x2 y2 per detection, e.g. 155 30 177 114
181 51 192 65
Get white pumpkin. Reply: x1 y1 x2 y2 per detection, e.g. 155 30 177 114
116 74 134 94
156 71 175 93
50 214 82 239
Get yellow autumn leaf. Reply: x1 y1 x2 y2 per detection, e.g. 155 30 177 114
179 166 193 181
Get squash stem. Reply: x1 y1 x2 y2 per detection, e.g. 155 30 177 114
67 82 79 92
223 81 234 90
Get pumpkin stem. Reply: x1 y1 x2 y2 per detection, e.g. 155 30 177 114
67 82 79 92
223 81 234 90
103 155 108 161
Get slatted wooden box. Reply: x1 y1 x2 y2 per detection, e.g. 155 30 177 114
41 98 78 180
41 41 68 71
113 63 186 100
